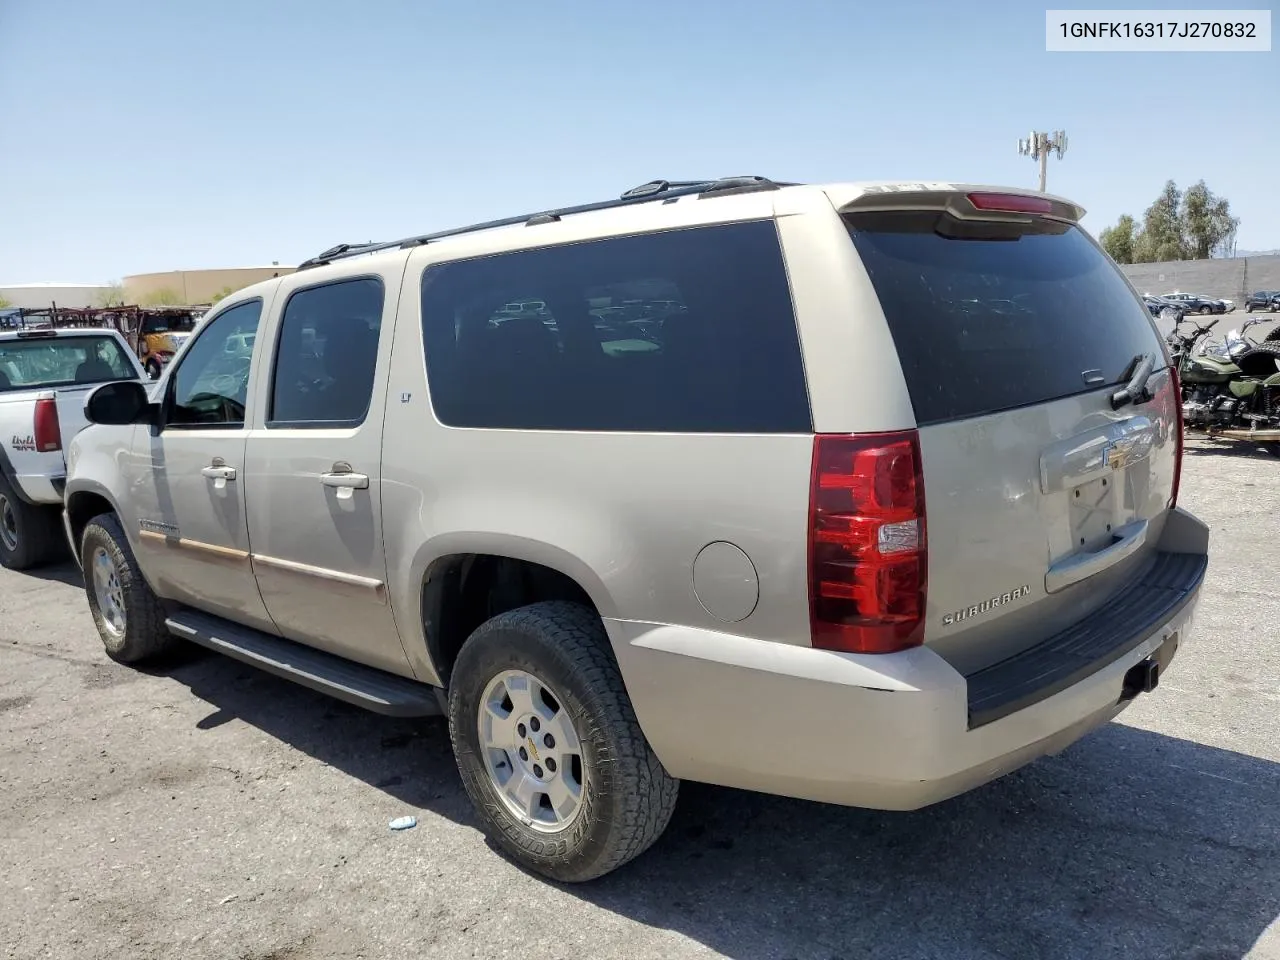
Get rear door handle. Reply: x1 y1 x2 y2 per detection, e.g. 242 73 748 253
200 465 237 481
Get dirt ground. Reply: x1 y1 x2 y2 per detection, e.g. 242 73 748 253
2 436 1279 960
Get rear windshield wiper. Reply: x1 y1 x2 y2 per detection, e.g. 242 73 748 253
1110 352 1157 410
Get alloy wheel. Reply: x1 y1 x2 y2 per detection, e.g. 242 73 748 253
91 546 127 637
477 669 586 833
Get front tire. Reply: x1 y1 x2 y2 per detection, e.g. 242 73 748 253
144 359 162 380
447 602 678 882
80 513 174 664
0 475 62 571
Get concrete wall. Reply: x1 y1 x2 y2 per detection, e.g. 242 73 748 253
0 284 111 309
123 266 296 305
1119 255 1280 305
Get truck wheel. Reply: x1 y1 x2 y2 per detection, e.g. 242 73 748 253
80 513 174 664
0 476 62 571
447 601 679 882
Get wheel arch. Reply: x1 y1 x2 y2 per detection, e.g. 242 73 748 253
410 535 614 688
0 447 34 504
64 481 128 556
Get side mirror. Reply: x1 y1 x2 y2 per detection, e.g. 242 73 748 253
85 380 154 426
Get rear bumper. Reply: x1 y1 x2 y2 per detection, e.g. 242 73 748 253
10 471 64 505
965 549 1206 728
610 511 1208 811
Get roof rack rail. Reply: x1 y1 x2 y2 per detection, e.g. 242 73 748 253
296 176 787 270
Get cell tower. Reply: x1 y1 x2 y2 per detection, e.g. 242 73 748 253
1017 130 1068 193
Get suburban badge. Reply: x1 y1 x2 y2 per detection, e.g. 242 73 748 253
943 585 1032 626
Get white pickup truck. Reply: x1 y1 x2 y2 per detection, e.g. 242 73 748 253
0 328 146 569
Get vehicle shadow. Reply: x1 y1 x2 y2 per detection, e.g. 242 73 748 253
24 559 83 588
1184 439 1280 462
164 651 1280 960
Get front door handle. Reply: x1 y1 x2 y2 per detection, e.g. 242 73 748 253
320 472 369 489
200 465 237 481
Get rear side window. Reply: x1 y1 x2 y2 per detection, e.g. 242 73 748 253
846 213 1163 425
418 221 811 432
270 278 384 427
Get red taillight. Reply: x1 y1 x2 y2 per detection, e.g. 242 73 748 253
808 431 928 655
33 397 62 453
966 192 1053 215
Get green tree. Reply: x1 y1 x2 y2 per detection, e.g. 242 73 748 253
140 287 183 306
1100 179 1240 264
94 283 126 307
0 295 12 309
1099 214 1138 264
1181 180 1239 260
1133 180 1187 263
209 285 240 304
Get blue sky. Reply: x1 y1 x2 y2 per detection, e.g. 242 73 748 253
0 0 1274 282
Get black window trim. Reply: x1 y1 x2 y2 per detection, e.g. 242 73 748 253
415 218 814 435
265 274 386 431
161 297 264 433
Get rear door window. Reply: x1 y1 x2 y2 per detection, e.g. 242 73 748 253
269 278 384 427
418 221 811 433
846 213 1163 425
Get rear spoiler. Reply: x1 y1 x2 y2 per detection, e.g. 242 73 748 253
838 187 1085 225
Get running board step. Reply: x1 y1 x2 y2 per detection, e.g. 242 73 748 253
166 610 443 717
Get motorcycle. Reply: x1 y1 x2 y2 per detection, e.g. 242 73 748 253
1166 316 1280 450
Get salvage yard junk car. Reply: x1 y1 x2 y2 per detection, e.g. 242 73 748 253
132 307 201 379
62 176 1208 882
0 327 146 569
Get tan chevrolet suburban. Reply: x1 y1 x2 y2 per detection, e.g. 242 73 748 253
63 176 1209 882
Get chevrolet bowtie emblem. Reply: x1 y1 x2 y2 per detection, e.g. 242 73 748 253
1101 439 1135 471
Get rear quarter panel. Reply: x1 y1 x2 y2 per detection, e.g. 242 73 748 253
0 390 62 499
379 197 836 684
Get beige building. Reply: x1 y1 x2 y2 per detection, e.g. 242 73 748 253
123 265 296 306
0 282 112 309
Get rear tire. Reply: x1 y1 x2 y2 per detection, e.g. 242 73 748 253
0 475 62 571
80 513 174 664
447 601 678 882
1238 341 1280 361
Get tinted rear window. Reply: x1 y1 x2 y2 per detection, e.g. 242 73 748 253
846 213 1162 425
419 220 811 432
